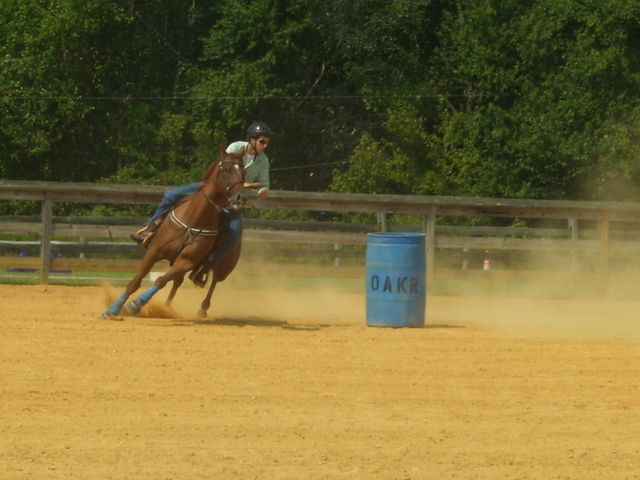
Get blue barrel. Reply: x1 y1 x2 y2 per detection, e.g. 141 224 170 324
366 233 426 327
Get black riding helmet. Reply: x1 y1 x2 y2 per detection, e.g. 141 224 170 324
246 121 273 139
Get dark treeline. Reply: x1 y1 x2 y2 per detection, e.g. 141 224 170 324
2 0 640 208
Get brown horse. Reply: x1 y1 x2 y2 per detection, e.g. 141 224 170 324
100 150 246 320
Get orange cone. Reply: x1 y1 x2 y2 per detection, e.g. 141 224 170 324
483 250 491 270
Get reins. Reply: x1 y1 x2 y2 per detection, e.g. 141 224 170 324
200 189 225 212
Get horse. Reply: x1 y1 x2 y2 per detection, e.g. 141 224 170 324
100 150 246 320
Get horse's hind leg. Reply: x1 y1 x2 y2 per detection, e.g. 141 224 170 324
198 277 217 319
196 240 240 319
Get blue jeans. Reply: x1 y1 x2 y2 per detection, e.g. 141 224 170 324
149 182 200 223
207 208 242 269
149 183 242 269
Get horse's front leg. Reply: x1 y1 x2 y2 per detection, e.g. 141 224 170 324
165 276 184 307
100 257 158 319
123 270 176 315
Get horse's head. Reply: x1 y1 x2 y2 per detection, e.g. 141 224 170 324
202 150 246 210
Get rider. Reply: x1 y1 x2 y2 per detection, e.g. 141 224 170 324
130 121 272 281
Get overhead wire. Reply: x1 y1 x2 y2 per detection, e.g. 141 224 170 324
0 93 491 101
270 161 348 172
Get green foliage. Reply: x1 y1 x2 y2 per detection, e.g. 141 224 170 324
583 107 640 200
418 0 640 200
331 134 417 194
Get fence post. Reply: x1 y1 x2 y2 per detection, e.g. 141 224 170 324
39 193 53 285
377 212 388 232
79 236 86 259
568 218 578 272
599 212 610 277
423 207 436 283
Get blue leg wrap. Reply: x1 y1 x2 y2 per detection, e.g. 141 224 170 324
137 284 160 306
106 293 128 316
124 284 160 315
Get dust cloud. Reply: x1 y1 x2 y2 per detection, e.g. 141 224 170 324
101 261 365 326
430 295 640 343
104 257 640 344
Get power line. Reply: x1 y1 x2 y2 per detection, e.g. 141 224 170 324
271 161 348 172
0 93 493 101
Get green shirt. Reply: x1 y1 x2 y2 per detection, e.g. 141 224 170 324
226 141 270 191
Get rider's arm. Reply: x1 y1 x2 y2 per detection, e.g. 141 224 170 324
244 155 269 198
254 156 270 197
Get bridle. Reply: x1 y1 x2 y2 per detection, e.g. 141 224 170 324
200 158 245 212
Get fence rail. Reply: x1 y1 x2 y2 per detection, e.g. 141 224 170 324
2 179 640 284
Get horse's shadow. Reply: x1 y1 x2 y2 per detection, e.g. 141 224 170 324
171 317 463 331
173 316 329 331
423 323 465 329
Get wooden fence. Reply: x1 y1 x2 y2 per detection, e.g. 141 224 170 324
2 179 640 284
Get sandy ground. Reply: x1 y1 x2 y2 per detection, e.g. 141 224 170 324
1 275 640 479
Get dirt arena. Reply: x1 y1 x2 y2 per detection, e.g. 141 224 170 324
2 269 640 479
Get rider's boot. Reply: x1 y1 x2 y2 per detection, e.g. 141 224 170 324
129 215 164 247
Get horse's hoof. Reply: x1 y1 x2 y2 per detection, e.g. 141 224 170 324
98 313 124 321
197 309 208 319
124 299 143 315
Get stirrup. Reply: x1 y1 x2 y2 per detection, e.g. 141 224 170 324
189 268 208 288
129 226 156 247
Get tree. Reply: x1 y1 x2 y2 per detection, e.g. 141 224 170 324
0 0 209 185
422 0 640 200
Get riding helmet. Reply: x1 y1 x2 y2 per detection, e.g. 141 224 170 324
246 122 273 138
